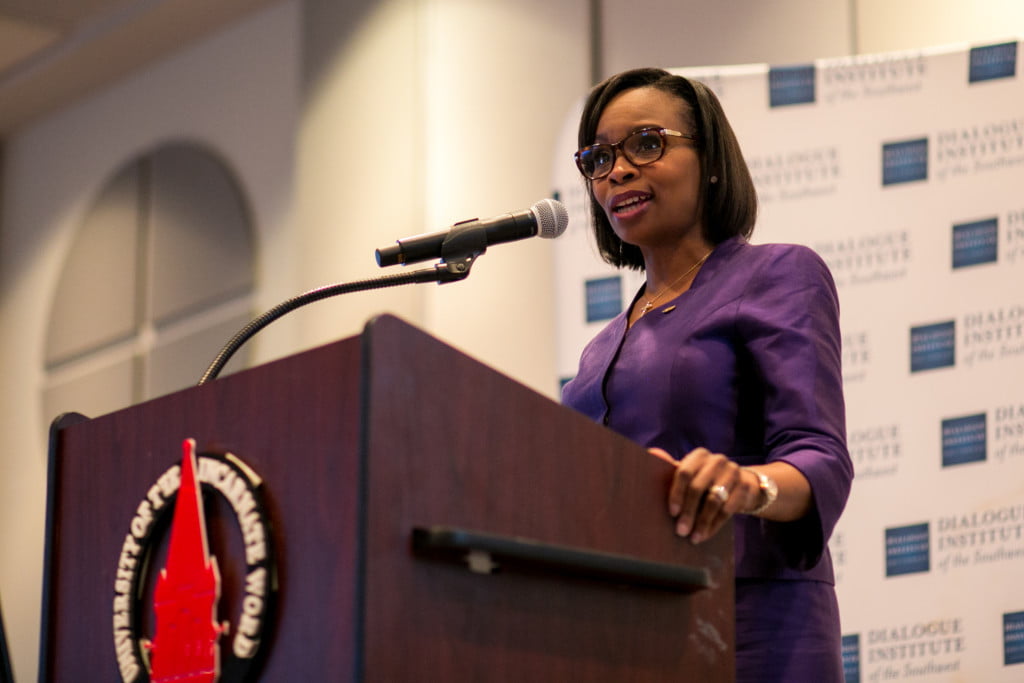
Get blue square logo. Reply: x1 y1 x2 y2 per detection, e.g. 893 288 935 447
910 321 956 373
952 217 998 269
769 64 816 107
969 41 1018 83
584 276 622 323
885 523 930 577
841 634 860 683
1005 611 1024 666
882 138 929 186
941 413 987 467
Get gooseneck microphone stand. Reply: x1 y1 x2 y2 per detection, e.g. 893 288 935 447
197 254 478 386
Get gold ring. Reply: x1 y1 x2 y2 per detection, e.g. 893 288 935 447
710 485 729 503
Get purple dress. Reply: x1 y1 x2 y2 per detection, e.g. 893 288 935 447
562 236 853 682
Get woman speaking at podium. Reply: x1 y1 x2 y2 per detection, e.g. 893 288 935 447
561 68 853 682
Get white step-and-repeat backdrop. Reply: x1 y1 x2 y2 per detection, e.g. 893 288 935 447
552 41 1024 682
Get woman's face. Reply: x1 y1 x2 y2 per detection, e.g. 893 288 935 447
590 86 704 253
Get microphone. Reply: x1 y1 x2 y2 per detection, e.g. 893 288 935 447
376 198 568 267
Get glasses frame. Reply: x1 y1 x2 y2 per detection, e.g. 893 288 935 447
574 127 699 180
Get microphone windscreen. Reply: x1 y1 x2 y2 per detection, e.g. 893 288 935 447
531 198 569 239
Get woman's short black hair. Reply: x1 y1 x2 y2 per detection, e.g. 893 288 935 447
578 67 758 270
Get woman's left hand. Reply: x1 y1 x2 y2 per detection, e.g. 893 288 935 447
648 446 761 544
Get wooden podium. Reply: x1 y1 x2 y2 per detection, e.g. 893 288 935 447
40 315 734 681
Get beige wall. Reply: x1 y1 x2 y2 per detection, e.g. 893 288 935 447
2 0 1024 679
855 0 1024 53
295 0 589 396
0 5 301 680
603 0 854 73
295 0 425 351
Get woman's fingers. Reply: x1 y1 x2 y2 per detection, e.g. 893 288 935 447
647 447 676 466
667 448 742 543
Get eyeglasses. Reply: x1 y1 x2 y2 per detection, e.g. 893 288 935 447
574 127 698 180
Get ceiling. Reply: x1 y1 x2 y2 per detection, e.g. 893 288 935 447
0 0 281 137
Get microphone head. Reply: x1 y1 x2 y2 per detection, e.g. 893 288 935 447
530 198 569 239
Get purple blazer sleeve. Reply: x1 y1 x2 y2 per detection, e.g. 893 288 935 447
735 243 853 574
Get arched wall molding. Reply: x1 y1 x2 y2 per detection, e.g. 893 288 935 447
43 140 257 421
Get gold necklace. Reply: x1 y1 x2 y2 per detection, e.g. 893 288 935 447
638 251 712 317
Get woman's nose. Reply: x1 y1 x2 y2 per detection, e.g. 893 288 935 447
605 151 638 183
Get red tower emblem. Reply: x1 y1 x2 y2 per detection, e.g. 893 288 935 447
112 441 275 683
147 439 224 682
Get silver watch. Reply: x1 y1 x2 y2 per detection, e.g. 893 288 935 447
745 468 778 515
